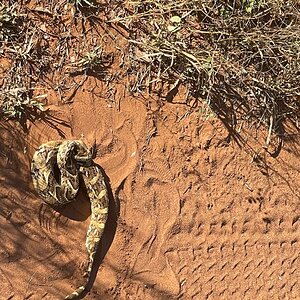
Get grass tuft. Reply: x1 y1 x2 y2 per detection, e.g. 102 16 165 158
109 0 300 136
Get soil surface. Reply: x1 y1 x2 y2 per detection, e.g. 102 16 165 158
1 85 300 299
1 8 300 300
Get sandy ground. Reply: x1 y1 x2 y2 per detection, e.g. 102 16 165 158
1 78 300 300
1 6 300 298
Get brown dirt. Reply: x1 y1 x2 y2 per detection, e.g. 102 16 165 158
1 84 300 299
1 13 300 300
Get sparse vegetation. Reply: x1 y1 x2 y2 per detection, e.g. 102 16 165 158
109 0 300 138
0 0 110 124
0 87 45 120
0 0 299 141
68 46 112 75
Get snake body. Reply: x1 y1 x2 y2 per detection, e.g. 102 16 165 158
31 140 109 299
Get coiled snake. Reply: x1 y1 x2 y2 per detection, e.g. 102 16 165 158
31 140 109 299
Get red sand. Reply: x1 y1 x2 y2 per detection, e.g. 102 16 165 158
1 81 300 299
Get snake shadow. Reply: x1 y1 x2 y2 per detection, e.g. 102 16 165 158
47 164 119 299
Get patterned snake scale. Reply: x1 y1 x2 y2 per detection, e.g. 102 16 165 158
31 140 109 299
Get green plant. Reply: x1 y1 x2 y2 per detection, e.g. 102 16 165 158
0 88 45 120
69 46 104 73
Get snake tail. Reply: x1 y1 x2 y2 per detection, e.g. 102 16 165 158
64 164 109 299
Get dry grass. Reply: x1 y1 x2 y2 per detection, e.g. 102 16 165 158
1 0 299 140
0 0 111 123
108 0 300 138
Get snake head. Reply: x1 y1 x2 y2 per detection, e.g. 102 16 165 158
73 140 93 165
